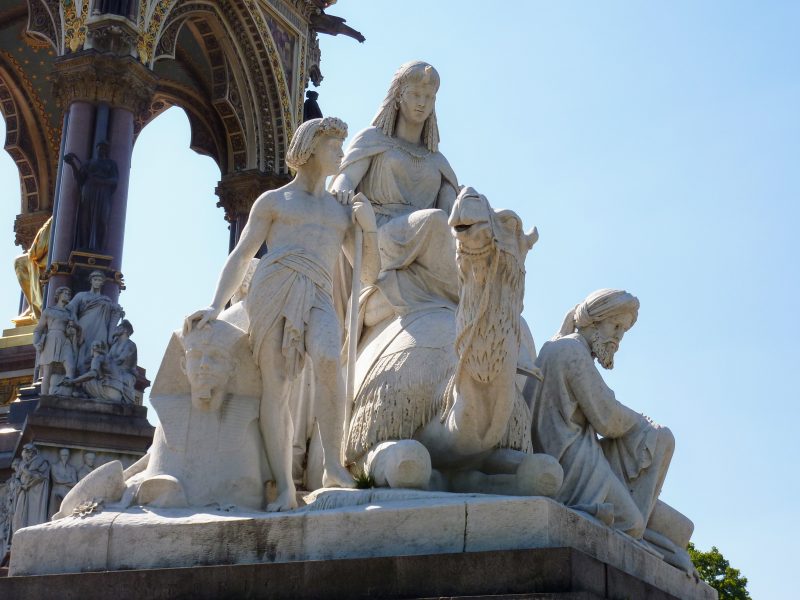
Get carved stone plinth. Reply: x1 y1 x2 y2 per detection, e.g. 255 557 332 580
44 251 125 293
0 547 709 600
9 395 153 454
7 495 715 599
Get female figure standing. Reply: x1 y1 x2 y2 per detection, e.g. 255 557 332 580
66 271 123 372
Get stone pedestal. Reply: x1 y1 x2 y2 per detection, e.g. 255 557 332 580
0 546 713 600
0 395 154 557
10 395 153 454
6 494 715 599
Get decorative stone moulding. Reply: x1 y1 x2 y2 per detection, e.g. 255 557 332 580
52 51 157 117
44 251 125 290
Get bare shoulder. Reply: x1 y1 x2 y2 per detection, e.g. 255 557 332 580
250 189 284 219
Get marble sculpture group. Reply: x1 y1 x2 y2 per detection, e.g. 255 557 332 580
25 61 696 575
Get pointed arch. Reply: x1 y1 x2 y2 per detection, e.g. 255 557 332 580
138 1 290 177
0 57 56 219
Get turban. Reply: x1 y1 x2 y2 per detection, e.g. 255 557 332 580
554 289 639 340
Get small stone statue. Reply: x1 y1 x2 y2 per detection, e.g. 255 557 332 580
33 286 78 396
64 141 118 253
77 452 96 480
1 458 21 553
49 449 78 518
66 270 124 373
303 90 323 122
63 340 128 403
108 320 137 404
11 444 50 534
12 216 51 323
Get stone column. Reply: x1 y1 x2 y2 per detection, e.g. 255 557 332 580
46 49 155 304
103 107 134 299
215 170 290 252
46 101 96 302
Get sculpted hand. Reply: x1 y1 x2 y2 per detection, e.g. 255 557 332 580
183 307 220 335
352 192 377 233
335 189 354 206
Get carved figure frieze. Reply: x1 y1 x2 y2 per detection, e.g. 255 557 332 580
49 449 78 518
11 444 50 535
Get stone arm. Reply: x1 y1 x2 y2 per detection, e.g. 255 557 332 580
436 180 458 215
114 341 137 367
65 368 99 386
566 345 644 439
108 304 125 342
330 158 371 195
185 197 272 331
20 462 49 489
64 295 81 321
63 154 84 187
65 355 104 386
342 192 380 285
32 314 47 351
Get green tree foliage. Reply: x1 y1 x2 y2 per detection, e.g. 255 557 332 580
688 542 752 600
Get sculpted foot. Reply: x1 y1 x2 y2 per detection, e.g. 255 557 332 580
321 463 355 488
267 487 299 512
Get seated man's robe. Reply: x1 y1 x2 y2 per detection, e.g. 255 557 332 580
530 333 662 516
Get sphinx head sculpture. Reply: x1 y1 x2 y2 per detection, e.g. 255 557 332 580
178 320 242 411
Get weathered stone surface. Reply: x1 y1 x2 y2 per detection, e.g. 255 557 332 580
8 495 715 599
0 546 702 600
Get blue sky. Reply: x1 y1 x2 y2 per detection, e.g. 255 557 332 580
1 2 798 596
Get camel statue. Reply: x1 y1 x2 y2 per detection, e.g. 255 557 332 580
344 187 563 495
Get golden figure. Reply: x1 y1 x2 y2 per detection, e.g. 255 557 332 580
12 216 51 325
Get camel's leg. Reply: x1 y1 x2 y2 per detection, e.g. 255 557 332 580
449 452 563 497
362 440 431 489
479 448 527 474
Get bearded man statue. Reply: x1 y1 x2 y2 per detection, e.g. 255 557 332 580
530 289 674 539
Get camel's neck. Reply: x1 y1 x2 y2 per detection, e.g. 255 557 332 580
448 248 524 448
455 249 523 381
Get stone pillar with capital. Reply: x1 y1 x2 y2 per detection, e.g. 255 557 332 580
215 170 290 252
45 48 155 305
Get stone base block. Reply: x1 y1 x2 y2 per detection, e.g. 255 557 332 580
6 495 715 599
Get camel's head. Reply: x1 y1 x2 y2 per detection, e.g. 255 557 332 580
449 187 539 261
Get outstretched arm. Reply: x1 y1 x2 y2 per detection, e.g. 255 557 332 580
184 197 272 332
